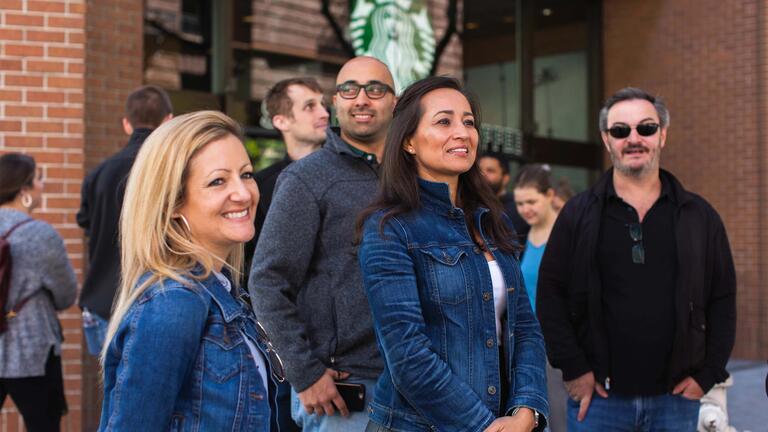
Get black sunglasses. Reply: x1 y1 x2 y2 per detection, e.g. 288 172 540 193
335 81 394 100
238 291 286 383
606 123 660 139
628 223 645 264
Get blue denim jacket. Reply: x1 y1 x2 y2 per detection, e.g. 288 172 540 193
99 269 278 431
358 179 549 432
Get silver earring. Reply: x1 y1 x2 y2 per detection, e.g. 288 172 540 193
178 214 191 233
21 193 32 209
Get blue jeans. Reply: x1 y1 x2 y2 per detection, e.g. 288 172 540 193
82 309 109 356
291 377 376 432
567 392 700 431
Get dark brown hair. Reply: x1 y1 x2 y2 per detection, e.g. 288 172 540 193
514 164 554 194
357 76 517 253
125 85 173 129
265 77 324 120
0 153 36 205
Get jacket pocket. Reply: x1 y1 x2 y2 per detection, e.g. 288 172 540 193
689 306 707 366
419 246 468 305
202 315 244 383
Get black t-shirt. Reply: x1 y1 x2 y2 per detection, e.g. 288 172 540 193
597 177 677 396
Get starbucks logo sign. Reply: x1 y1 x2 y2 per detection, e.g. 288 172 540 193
350 0 436 94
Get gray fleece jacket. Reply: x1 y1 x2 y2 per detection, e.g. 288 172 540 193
248 129 383 392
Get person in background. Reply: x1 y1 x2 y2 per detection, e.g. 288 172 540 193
0 153 77 432
245 77 329 432
551 178 574 213
99 111 280 431
77 85 173 356
358 76 548 432
478 151 529 240
513 164 567 432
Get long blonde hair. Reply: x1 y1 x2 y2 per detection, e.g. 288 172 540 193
101 110 244 361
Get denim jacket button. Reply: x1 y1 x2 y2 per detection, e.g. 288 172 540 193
486 338 494 348
487 386 497 395
473 246 481 254
482 292 492 301
508 286 515 293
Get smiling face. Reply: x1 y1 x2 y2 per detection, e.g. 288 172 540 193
514 186 555 228
333 57 396 147
274 84 328 147
176 134 259 262
406 88 479 184
602 98 667 177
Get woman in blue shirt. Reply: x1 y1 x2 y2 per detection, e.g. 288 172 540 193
513 164 566 431
99 111 282 431
358 76 548 432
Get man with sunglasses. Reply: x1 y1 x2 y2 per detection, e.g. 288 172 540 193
249 56 396 431
537 87 736 431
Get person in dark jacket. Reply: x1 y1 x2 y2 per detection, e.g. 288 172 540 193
537 87 736 431
76 85 172 355
478 151 529 240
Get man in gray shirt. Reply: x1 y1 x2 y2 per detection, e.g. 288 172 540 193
249 57 396 431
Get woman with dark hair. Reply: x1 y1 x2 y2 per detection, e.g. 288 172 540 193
357 76 549 432
0 153 77 432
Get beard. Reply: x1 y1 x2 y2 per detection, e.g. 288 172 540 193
485 178 504 194
608 141 661 178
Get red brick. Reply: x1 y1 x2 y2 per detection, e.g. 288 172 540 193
0 0 23 9
47 76 83 89
4 43 45 57
48 46 84 58
26 29 66 42
4 135 43 147
46 137 82 148
0 90 22 101
27 59 66 72
4 74 43 87
47 107 82 118
68 31 85 44
28 0 67 12
0 28 24 41
5 105 43 117
27 90 66 103
67 62 85 74
0 121 22 132
67 92 84 103
48 16 85 29
68 2 85 14
5 13 45 26
66 122 84 134
28 121 65 133
0 59 23 70
29 151 65 163
47 197 81 209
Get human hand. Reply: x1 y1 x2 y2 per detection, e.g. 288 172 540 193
482 408 535 432
297 368 351 417
564 371 608 421
672 376 704 400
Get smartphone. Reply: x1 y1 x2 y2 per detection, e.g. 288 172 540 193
336 382 366 412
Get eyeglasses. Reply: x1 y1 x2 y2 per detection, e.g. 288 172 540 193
335 80 394 100
238 290 286 383
606 123 660 139
628 223 645 264
255 321 286 383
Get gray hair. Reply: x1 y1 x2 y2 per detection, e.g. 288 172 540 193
598 87 670 131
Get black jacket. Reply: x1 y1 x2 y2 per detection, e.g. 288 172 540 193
77 129 153 319
537 169 736 393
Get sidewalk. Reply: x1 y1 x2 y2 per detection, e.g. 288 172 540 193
726 359 768 432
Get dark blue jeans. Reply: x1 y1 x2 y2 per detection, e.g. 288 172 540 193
567 393 699 431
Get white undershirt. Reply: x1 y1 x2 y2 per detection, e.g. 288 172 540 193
488 260 507 344
213 271 269 391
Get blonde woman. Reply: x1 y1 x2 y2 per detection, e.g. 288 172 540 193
98 111 282 431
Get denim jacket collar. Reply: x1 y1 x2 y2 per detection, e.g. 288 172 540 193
417 178 489 222
191 267 248 323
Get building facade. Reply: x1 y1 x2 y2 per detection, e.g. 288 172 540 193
0 0 765 430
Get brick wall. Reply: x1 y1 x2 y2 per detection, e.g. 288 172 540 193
0 0 86 430
603 0 766 359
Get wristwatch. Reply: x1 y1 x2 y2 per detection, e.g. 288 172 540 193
510 406 540 428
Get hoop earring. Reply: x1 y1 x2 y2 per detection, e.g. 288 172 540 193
21 193 32 209
178 214 191 233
